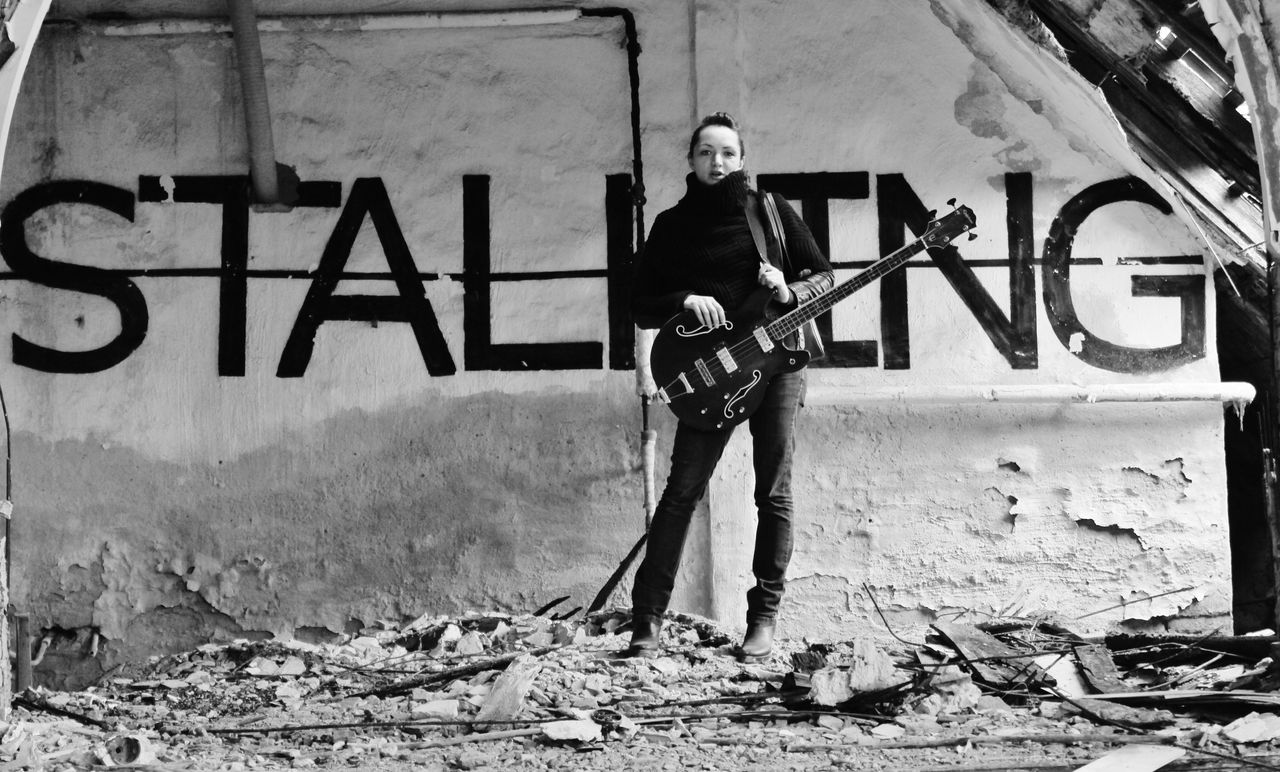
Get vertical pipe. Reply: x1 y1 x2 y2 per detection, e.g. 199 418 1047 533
226 0 278 204
13 614 29 693
1271 247 1280 627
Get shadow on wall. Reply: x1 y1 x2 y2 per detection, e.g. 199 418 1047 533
17 390 641 689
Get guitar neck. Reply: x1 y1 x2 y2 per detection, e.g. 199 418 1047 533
768 236 931 338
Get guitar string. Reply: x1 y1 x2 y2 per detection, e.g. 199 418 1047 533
660 220 969 398
660 241 927 394
660 245 920 396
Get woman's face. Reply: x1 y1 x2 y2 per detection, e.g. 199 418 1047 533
689 125 743 186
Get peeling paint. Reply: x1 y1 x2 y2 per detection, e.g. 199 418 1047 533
1102 587 1205 625
1073 517 1142 543
955 66 1010 140
1008 487 1071 521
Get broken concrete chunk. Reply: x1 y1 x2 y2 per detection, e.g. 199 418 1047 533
540 720 602 742
815 714 844 731
523 631 556 647
474 655 541 723
454 631 487 656
1222 711 1280 743
911 665 982 715
870 723 906 739
410 699 459 719
245 655 305 678
809 669 855 706
809 638 898 706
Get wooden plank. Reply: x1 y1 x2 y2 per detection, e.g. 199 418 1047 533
1075 644 1127 693
931 621 1049 688
1071 744 1184 771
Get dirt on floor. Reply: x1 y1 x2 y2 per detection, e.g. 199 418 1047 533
5 608 1280 771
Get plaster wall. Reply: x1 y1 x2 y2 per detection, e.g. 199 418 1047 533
0 0 1232 682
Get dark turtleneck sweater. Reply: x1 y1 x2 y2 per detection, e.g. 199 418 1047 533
632 169 834 329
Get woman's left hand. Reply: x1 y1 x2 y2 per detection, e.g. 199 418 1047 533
758 265 793 304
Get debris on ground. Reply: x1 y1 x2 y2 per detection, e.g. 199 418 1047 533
6 604 1280 771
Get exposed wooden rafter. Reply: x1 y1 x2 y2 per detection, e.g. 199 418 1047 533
1020 0 1263 261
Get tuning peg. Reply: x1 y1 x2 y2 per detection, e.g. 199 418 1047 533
968 232 978 241
926 209 937 220
947 197 957 207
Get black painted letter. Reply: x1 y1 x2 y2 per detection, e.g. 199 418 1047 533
277 178 456 377
1043 177 1205 373
878 174 1038 370
0 181 148 373
463 175 603 371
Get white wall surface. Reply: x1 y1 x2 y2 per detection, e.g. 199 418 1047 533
0 0 1233 681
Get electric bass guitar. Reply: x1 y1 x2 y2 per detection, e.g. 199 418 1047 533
651 203 977 431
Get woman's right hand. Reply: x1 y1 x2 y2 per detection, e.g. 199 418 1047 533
683 294 726 329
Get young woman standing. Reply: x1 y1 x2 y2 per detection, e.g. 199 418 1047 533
628 112 834 661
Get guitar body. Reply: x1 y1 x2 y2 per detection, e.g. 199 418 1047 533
647 203 977 432
651 287 809 432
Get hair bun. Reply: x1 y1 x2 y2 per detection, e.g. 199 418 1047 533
703 111 739 129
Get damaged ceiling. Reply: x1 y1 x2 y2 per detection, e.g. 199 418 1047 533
981 0 1273 395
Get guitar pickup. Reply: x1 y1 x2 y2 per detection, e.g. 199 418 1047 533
715 347 738 373
694 359 714 386
753 327 774 352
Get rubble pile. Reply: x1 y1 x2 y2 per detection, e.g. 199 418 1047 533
4 607 1280 770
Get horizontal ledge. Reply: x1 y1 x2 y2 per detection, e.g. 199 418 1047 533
804 382 1256 405
66 10 584 36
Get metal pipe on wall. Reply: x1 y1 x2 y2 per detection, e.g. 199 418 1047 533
225 0 278 205
84 10 585 36
804 382 1256 406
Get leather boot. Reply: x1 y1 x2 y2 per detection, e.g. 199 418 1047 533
625 615 663 658
737 620 776 663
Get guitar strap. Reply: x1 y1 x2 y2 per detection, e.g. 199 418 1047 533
745 191 825 360
743 192 772 268
761 192 790 267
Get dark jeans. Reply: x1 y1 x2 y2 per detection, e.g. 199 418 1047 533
632 370 804 624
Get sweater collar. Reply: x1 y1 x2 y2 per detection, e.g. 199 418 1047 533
680 169 751 215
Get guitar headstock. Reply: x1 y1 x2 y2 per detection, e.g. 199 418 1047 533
922 201 977 249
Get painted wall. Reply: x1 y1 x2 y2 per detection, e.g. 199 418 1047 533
0 0 1230 683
